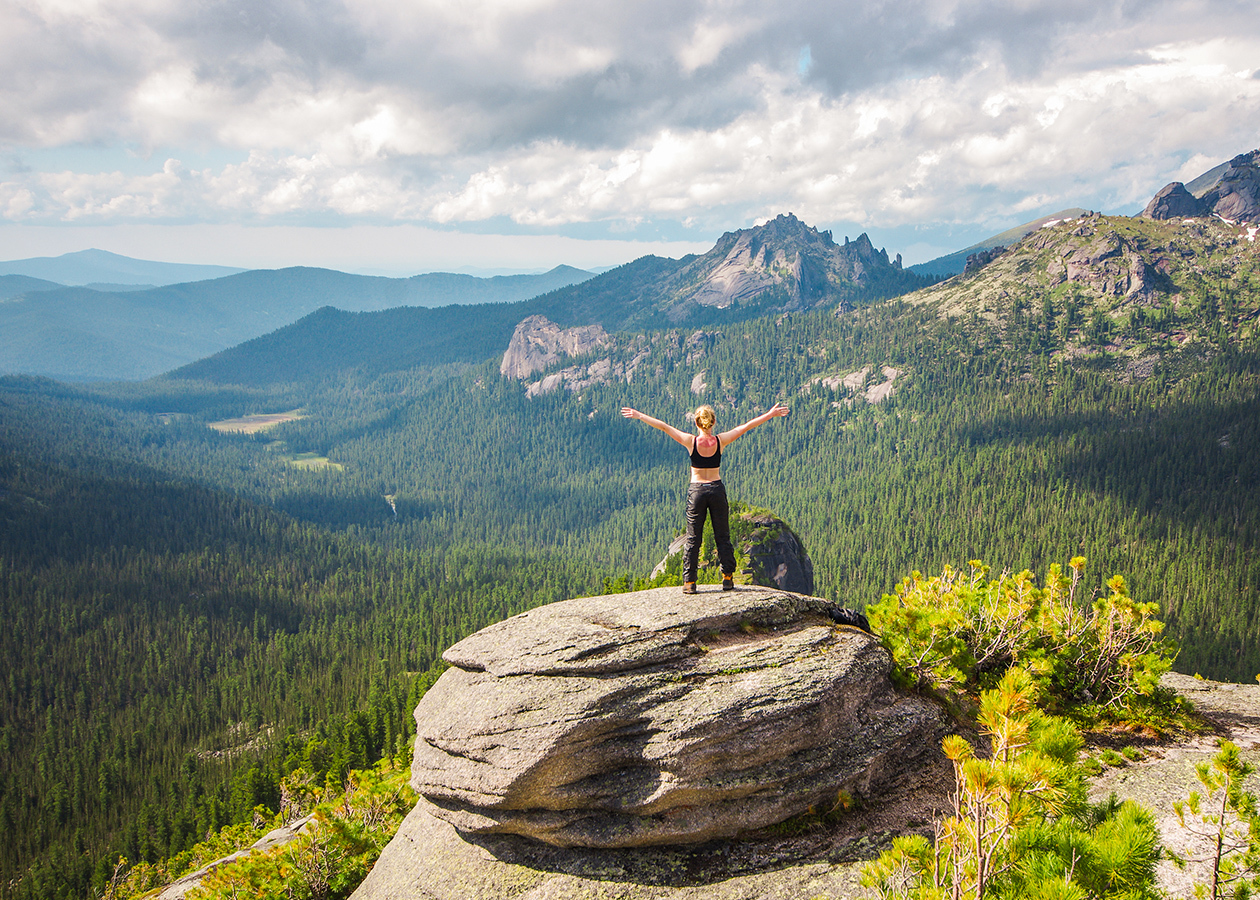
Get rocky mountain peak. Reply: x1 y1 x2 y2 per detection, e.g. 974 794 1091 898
661 213 917 320
747 211 836 247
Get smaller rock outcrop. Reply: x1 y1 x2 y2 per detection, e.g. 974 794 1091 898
499 315 611 380
649 508 815 594
1054 229 1159 300
408 587 944 850
964 246 1007 272
807 365 901 406
736 511 815 595
1141 182 1207 220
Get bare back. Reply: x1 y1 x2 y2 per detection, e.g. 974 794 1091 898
690 432 721 483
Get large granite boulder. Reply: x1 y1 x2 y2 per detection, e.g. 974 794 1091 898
407 587 944 849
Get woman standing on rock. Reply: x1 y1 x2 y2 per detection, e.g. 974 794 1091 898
621 402 790 594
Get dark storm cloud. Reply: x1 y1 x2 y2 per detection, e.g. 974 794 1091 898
4 0 1256 153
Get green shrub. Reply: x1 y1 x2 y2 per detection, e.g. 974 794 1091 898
1080 757 1104 777
100 759 415 900
1171 739 1260 900
867 557 1179 726
103 819 270 899
182 758 413 900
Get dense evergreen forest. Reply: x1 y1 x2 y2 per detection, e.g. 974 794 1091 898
0 441 594 898
2 221 1259 898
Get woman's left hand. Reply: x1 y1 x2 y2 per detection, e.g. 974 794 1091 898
621 407 639 419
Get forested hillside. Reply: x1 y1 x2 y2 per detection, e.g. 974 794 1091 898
1 211 1258 899
0 398 597 898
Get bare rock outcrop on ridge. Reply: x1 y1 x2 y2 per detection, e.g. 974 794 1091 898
499 315 612 380
407 587 942 849
1142 149 1260 224
1141 181 1206 220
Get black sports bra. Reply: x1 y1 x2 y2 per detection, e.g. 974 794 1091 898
689 435 721 467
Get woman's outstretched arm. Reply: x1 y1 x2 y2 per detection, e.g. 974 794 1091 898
621 407 693 448
717 403 790 446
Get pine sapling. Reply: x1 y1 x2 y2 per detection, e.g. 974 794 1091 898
1172 740 1260 900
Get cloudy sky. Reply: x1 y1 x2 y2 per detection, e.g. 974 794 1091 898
1 0 1258 274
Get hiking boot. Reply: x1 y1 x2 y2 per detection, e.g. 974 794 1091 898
683 582 698 595
721 575 735 591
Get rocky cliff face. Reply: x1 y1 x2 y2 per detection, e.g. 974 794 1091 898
660 214 915 321
499 315 612 380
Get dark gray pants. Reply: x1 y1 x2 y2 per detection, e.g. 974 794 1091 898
684 480 736 583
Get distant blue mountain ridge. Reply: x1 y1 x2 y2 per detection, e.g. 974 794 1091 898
0 248 247 286
0 262 598 381
0 274 63 301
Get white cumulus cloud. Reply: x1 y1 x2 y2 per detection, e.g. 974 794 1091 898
0 0 1257 243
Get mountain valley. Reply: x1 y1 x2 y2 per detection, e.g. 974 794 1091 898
3 151 1260 899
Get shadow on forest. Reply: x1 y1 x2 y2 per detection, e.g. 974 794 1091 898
952 393 1260 527
272 491 434 529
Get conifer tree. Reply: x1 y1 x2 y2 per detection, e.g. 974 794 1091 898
1172 740 1260 900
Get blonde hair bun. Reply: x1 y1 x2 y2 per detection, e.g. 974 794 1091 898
693 405 716 430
